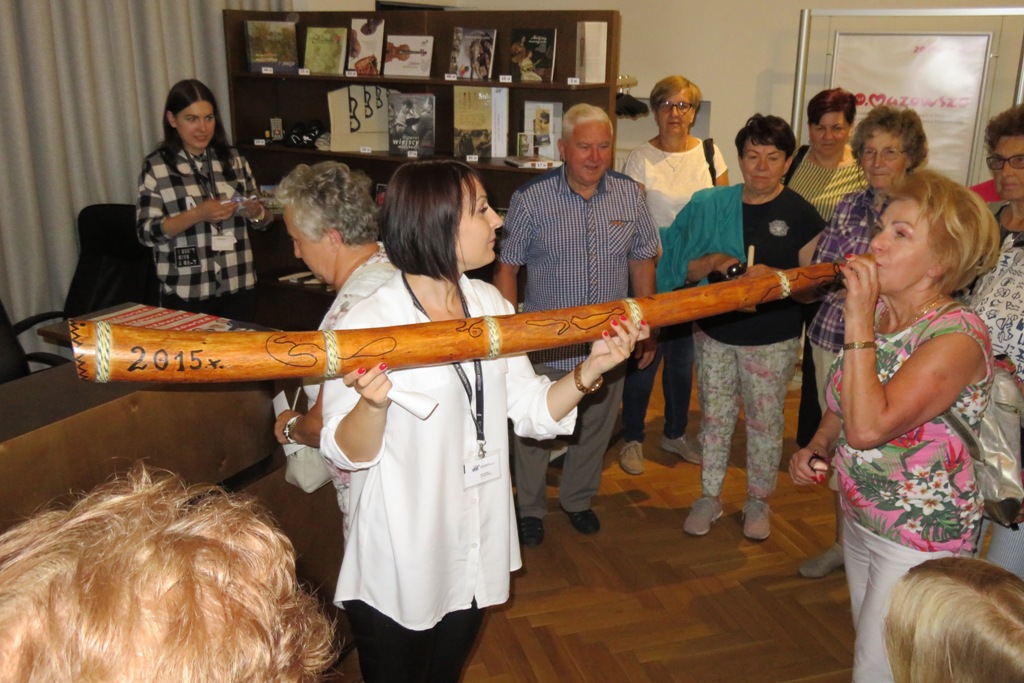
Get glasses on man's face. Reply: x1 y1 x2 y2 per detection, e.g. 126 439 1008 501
658 101 693 114
860 147 905 163
986 154 1024 171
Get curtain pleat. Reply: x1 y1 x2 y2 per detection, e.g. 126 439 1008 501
0 0 288 355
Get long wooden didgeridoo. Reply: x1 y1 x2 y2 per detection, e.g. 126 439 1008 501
70 262 839 384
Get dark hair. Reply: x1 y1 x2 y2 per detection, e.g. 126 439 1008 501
984 104 1024 152
806 88 857 126
851 105 928 171
158 79 232 164
379 160 481 283
735 114 796 158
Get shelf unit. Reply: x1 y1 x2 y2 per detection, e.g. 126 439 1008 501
222 9 621 208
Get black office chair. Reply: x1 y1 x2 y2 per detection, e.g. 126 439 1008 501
63 204 159 318
0 298 67 385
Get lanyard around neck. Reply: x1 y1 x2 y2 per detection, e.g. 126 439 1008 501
185 151 216 199
401 274 486 457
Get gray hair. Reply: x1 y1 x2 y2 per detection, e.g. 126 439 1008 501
275 161 377 245
563 103 612 140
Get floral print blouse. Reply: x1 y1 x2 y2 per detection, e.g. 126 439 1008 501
826 304 992 553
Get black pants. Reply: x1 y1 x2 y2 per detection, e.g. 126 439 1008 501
343 600 484 683
159 287 257 323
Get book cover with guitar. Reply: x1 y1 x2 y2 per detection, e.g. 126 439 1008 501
510 28 556 82
383 35 433 78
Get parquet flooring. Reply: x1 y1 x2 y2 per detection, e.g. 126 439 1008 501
332 369 855 682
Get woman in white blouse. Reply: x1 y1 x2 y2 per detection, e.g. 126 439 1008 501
320 160 644 682
619 75 729 476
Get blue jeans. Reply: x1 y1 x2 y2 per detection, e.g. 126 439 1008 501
621 322 694 442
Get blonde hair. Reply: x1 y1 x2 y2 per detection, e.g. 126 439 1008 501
0 466 335 682
885 558 1024 683
886 169 1000 294
649 75 702 116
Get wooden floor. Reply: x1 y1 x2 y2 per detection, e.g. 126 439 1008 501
333 369 855 682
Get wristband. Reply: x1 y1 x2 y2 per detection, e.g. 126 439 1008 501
573 363 603 394
843 340 876 351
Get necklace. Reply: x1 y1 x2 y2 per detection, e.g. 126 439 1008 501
880 292 947 332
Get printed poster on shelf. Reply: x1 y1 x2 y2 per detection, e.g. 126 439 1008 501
832 32 989 183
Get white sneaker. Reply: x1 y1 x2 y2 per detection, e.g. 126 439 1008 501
660 434 702 465
743 498 772 540
619 440 644 475
684 496 722 536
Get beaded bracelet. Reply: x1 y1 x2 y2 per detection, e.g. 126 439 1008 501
573 363 604 394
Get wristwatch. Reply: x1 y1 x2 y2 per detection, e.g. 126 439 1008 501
283 415 300 445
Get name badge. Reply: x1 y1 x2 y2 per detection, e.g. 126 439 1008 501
211 234 236 252
174 246 200 268
464 452 499 489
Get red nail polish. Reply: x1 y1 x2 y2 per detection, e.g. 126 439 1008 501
379 363 387 371
845 253 855 258
620 315 628 322
357 367 366 375
640 320 648 326
611 319 619 327
602 330 610 337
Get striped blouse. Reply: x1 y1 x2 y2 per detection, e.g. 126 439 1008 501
787 158 866 223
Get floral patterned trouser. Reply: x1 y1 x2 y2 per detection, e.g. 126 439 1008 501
694 328 800 498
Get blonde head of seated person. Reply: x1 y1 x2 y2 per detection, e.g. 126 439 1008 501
885 557 1024 683
0 466 335 682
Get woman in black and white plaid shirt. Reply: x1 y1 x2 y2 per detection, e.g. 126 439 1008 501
137 79 272 320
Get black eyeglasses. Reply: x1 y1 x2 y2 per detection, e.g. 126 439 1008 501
658 101 693 114
986 154 1024 171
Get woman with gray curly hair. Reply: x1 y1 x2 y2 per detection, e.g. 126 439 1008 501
273 162 395 510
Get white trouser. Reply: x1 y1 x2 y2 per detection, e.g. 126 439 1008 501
843 517 956 683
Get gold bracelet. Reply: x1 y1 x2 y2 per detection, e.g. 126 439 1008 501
843 340 876 351
573 363 604 394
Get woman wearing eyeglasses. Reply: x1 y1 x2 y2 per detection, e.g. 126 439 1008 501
966 103 1024 580
617 75 730 477
799 105 928 579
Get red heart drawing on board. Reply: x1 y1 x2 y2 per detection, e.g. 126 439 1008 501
868 93 887 106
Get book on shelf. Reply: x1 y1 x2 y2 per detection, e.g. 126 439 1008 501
374 183 387 207
244 20 298 73
328 85 394 152
575 21 608 84
522 101 563 160
509 28 556 83
448 28 496 80
453 86 508 159
383 35 433 78
388 93 435 157
347 18 385 75
303 27 347 75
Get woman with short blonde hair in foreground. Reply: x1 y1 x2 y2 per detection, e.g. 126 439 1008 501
0 466 335 682
885 557 1024 683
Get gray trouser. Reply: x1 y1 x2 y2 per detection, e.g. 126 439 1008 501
512 362 625 518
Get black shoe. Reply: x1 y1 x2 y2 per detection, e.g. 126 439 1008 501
562 507 600 535
518 516 544 547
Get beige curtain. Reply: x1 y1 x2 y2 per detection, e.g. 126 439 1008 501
0 0 287 354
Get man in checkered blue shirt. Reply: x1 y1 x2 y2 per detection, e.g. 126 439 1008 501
494 104 659 547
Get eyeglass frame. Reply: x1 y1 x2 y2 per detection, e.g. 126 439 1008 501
657 100 694 114
986 154 1024 171
860 147 906 163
